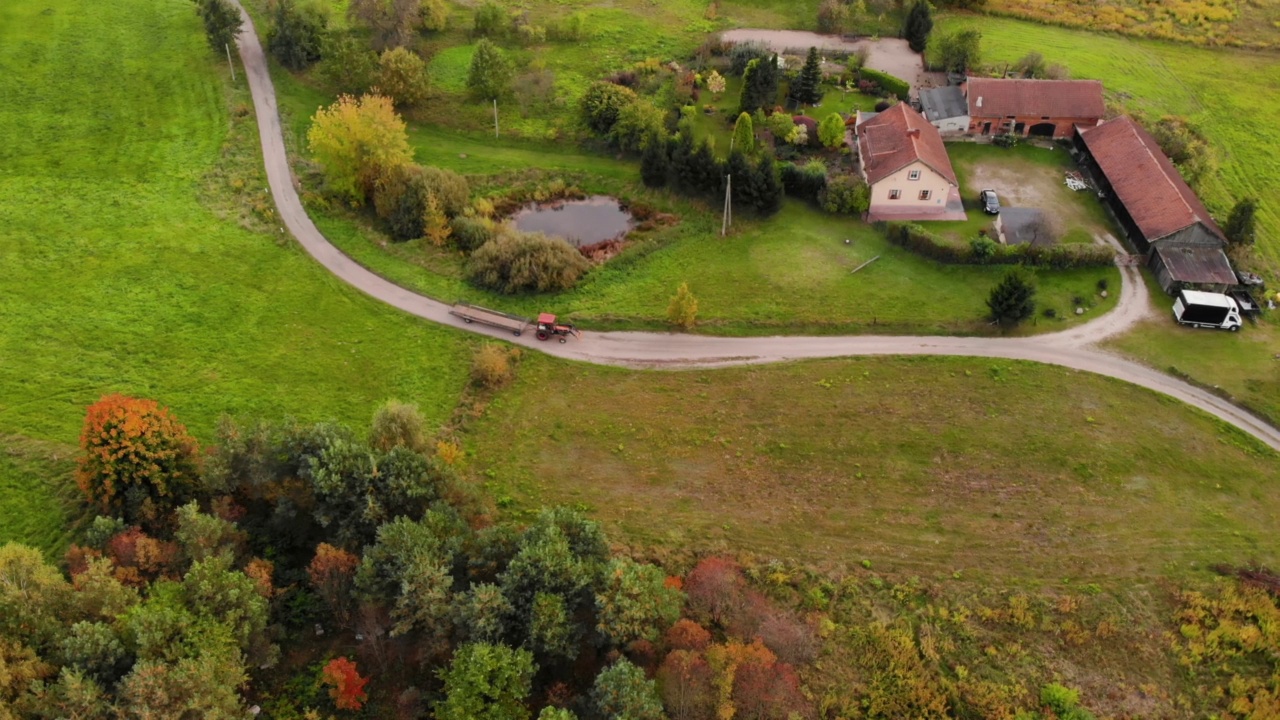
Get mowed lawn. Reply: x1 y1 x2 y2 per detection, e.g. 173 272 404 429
0 0 470 552
938 13 1280 275
466 354 1279 585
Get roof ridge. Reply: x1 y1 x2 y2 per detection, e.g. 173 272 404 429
1125 119 1196 227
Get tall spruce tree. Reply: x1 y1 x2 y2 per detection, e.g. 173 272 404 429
738 55 780 115
903 0 934 53
639 134 671 188
726 150 755 209
790 46 824 106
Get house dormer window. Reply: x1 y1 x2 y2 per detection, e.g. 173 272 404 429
908 170 921 181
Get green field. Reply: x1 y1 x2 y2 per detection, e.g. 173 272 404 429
938 13 1280 276
0 0 473 551
464 354 1279 584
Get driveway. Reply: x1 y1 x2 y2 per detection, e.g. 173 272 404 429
228 4 1280 452
719 30 944 92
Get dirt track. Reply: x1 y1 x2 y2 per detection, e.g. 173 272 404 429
229 6 1280 452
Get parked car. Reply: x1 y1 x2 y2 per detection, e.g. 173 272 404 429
979 189 1000 214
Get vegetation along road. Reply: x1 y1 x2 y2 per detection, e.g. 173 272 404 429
230 3 1280 452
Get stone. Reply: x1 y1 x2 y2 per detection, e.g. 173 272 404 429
1100 290 1108 298
1075 307 1084 315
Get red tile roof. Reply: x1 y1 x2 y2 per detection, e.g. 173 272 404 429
966 78 1104 119
1078 116 1224 243
855 104 957 186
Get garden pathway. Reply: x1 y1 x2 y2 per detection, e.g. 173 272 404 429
229 5 1280 452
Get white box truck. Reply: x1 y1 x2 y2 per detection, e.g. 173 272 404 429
1173 289 1243 331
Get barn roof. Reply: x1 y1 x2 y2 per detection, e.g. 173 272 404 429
965 78 1104 119
1078 116 1225 243
1154 244 1237 286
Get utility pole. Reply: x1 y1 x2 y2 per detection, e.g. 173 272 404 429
493 99 499 138
721 174 732 237
225 43 236 82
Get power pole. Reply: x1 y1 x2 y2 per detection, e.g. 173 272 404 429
225 43 236 82
493 99 499 138
721 174 732 237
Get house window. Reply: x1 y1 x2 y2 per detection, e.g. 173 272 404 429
908 170 921 181
918 190 931 201
889 189 902 200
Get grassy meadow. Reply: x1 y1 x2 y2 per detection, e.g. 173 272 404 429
464 353 1280 585
0 0 473 552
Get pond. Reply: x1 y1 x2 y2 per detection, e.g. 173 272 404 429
510 196 633 248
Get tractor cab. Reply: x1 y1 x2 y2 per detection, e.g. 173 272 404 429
535 313 580 343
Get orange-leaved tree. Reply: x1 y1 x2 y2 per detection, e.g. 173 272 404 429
307 93 412 206
76 394 200 528
321 656 369 711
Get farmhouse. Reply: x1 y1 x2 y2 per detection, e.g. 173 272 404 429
964 78 1104 138
853 103 964 222
1075 115 1235 292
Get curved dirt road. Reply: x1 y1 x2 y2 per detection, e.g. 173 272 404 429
230 9 1280 452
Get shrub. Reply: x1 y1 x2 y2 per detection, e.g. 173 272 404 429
779 161 828 203
370 400 428 453
970 236 997 262
547 12 586 42
471 343 514 388
377 47 429 108
817 0 848 34
640 133 671 188
472 1 506 38
77 395 200 528
373 164 431 241
993 132 1020 148
422 166 471 217
858 67 909 100
818 112 846 149
667 282 698 329
580 81 639 135
1224 197 1258 246
318 35 378 95
610 98 666 153
732 112 755 154
819 174 869 215
467 230 591 294
450 216 494 252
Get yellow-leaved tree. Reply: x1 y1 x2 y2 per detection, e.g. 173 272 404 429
307 93 412 206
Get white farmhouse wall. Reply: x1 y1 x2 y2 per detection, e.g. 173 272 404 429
868 161 952 211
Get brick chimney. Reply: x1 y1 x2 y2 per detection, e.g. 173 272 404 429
906 128 921 138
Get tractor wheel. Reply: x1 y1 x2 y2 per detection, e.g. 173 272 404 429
463 318 473 323
559 337 567 344
536 330 550 341
513 330 521 336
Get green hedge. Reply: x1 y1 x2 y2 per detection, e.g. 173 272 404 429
881 222 1117 269
858 68 910 101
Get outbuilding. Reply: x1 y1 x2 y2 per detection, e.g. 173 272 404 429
919 86 968 134
1075 115 1235 293
965 78 1104 138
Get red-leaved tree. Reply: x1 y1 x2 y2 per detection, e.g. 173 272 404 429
76 394 200 528
684 557 747 628
321 656 369 711
732 657 810 720
664 618 712 652
657 649 716 720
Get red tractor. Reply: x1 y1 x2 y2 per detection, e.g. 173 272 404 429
535 313 580 343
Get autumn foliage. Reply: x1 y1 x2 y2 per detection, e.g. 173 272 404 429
307 93 413 205
309 543 360 624
321 656 370 711
76 394 200 526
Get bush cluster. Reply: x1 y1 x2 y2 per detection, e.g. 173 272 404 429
467 229 592 294
779 161 829 203
883 222 1116 268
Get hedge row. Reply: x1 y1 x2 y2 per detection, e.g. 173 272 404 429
881 222 1117 269
858 68 910 101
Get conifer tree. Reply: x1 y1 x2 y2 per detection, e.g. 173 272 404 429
790 47 824 106
731 112 755 155
903 0 934 53
639 133 670 188
986 268 1037 325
